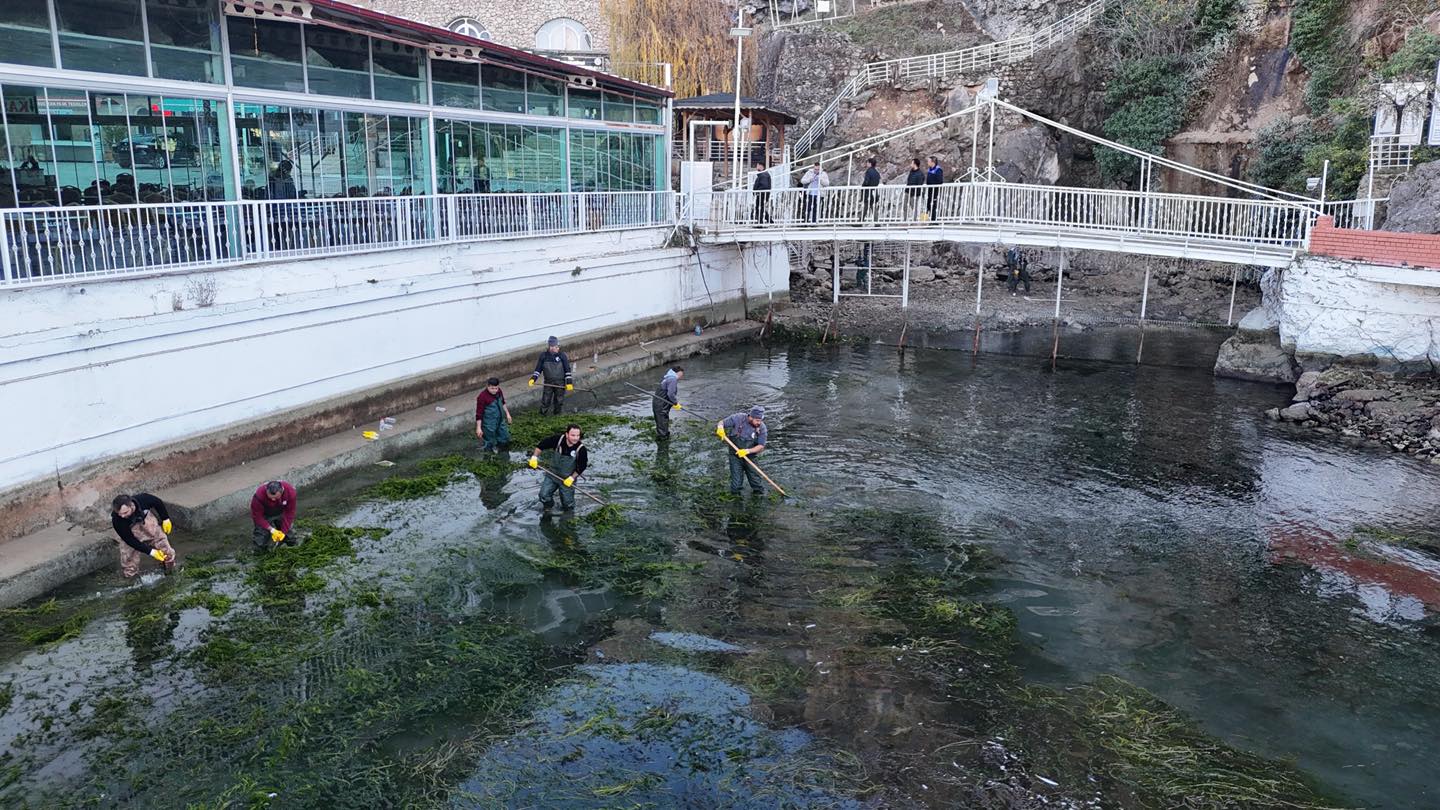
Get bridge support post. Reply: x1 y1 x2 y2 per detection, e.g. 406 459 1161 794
974 251 984 355
901 242 911 308
1139 267 1150 322
1053 249 1065 320
832 241 840 305
1227 267 1239 326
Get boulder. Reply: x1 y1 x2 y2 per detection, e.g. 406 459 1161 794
945 84 976 114
909 265 937 284
1278 403 1312 421
990 125 1061 186
1292 370 1322 402
1333 388 1392 403
1380 161 1440 234
1214 330 1299 383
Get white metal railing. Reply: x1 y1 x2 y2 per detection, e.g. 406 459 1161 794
790 0 1113 156
0 192 676 286
1369 134 1414 173
1320 198 1389 231
699 184 1314 253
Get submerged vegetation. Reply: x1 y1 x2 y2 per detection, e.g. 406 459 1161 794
0 599 93 648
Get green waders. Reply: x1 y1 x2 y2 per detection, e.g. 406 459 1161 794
728 432 764 495
539 443 580 510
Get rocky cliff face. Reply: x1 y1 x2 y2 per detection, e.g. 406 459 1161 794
1381 163 1440 235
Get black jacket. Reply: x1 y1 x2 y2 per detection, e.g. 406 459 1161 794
536 434 589 477
532 350 573 384
111 492 170 553
905 169 924 189
752 171 772 192
862 167 881 187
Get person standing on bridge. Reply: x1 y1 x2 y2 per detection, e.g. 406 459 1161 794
924 156 944 220
529 424 589 512
861 157 882 221
652 365 685 441
475 376 513 452
751 161 772 224
800 161 830 223
905 158 925 219
717 406 769 496
110 493 177 577
529 336 574 415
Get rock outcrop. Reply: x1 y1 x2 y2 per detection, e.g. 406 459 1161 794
1266 367 1440 459
1215 328 1299 383
1380 162 1440 235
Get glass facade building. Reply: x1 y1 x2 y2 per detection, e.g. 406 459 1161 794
0 0 669 210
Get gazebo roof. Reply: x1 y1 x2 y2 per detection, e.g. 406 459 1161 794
673 94 798 124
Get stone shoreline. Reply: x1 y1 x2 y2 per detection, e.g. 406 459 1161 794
1266 366 1440 461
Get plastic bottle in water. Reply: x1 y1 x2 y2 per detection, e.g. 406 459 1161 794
378 417 396 431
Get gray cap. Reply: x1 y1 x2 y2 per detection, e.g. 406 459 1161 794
547 336 559 346
749 406 765 420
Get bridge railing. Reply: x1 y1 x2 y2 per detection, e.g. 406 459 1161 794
0 191 677 287
699 183 1314 250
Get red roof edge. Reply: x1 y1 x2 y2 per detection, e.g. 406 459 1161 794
307 0 673 99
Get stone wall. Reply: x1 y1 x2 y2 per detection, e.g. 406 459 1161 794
1276 255 1440 367
361 0 610 52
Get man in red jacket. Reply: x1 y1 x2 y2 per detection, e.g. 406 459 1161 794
251 480 298 551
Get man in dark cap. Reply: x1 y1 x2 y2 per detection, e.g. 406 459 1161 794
716 406 769 496
529 336 574 415
475 376 513 451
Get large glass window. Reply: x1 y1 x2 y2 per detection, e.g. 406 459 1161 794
567 89 602 121
305 28 371 99
431 60 480 110
635 101 661 125
527 76 563 117
568 130 659 192
55 0 147 77
372 41 425 104
228 17 304 93
0 0 56 68
147 0 221 83
481 65 526 115
603 93 634 123
1 84 229 206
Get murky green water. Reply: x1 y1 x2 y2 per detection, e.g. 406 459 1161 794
3 333 1438 808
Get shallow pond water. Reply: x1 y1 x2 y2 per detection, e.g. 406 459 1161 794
2 331 1438 808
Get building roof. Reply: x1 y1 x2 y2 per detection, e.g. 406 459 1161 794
296 0 671 99
672 94 798 124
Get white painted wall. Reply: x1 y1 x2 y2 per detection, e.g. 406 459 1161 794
0 229 787 491
1276 256 1440 362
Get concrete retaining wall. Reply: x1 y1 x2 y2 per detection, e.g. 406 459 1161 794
1277 256 1440 367
0 228 787 537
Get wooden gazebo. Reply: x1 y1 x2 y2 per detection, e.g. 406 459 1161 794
672 94 798 169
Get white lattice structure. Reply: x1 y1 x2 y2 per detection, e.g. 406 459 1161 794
790 0 1113 156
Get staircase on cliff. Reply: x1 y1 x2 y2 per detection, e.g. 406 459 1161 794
789 0 1114 157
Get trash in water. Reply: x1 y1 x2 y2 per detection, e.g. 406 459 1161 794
375 460 395 467
435 406 447 413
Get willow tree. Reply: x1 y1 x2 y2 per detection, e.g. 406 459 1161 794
601 0 755 97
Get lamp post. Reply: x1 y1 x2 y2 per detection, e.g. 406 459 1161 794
729 9 752 185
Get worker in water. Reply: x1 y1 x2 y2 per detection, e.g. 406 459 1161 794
529 336 574 415
475 376 513 451
652 365 685 441
717 406 769 496
110 493 177 577
528 424 589 512
251 480 298 551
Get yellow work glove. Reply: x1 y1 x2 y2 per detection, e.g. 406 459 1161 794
527 378 536 387
148 548 168 563
672 403 682 410
563 476 575 488
735 448 749 458
716 424 727 439
161 519 172 534
565 383 574 392
270 528 285 543
528 456 539 469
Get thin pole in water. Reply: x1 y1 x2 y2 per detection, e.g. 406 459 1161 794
1227 266 1239 326
973 249 984 356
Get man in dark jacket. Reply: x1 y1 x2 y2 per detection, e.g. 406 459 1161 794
111 493 176 577
528 425 589 511
529 336 574 415
751 161 772 224
652 366 684 440
1005 246 1032 295
905 158 924 218
251 480 298 551
861 157 881 221
924 156 944 220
